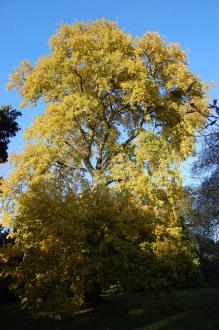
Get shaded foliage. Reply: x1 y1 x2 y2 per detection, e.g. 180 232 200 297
191 100 219 239
0 105 21 163
187 101 219 285
0 105 21 299
2 183 201 317
0 226 16 302
194 235 219 286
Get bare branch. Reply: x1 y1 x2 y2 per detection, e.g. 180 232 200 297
74 68 84 92
96 130 110 170
83 158 95 175
106 178 122 185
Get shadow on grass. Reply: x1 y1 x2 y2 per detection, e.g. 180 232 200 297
0 287 219 329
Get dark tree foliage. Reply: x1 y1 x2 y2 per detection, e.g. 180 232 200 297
0 225 9 246
0 105 21 300
192 128 219 238
0 225 16 302
190 100 219 237
0 105 21 164
197 236 219 286
190 100 219 285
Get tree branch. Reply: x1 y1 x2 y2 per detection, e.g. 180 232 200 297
73 115 89 144
96 130 110 170
106 178 122 185
74 68 84 92
62 138 94 175
53 160 86 172
122 117 145 148
101 116 145 171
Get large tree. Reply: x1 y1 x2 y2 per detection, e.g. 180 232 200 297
1 20 209 317
6 20 209 187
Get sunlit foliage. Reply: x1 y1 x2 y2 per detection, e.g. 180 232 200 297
1 20 209 317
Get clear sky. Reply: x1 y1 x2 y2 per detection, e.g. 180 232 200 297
0 0 219 183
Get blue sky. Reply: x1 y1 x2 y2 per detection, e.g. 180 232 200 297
0 0 219 183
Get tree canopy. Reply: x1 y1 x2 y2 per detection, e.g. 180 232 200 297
1 20 210 317
0 105 21 164
6 20 209 188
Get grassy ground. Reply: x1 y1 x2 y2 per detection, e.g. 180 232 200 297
0 287 219 329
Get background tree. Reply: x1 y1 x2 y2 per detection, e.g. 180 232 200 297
0 105 21 164
186 100 219 285
1 20 209 317
186 100 219 238
0 105 21 192
0 105 21 300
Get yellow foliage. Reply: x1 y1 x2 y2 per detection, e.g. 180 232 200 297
1 19 207 317
5 19 209 188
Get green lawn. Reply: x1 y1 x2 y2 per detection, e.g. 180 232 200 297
0 287 219 329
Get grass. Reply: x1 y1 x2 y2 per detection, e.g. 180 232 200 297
0 287 219 329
